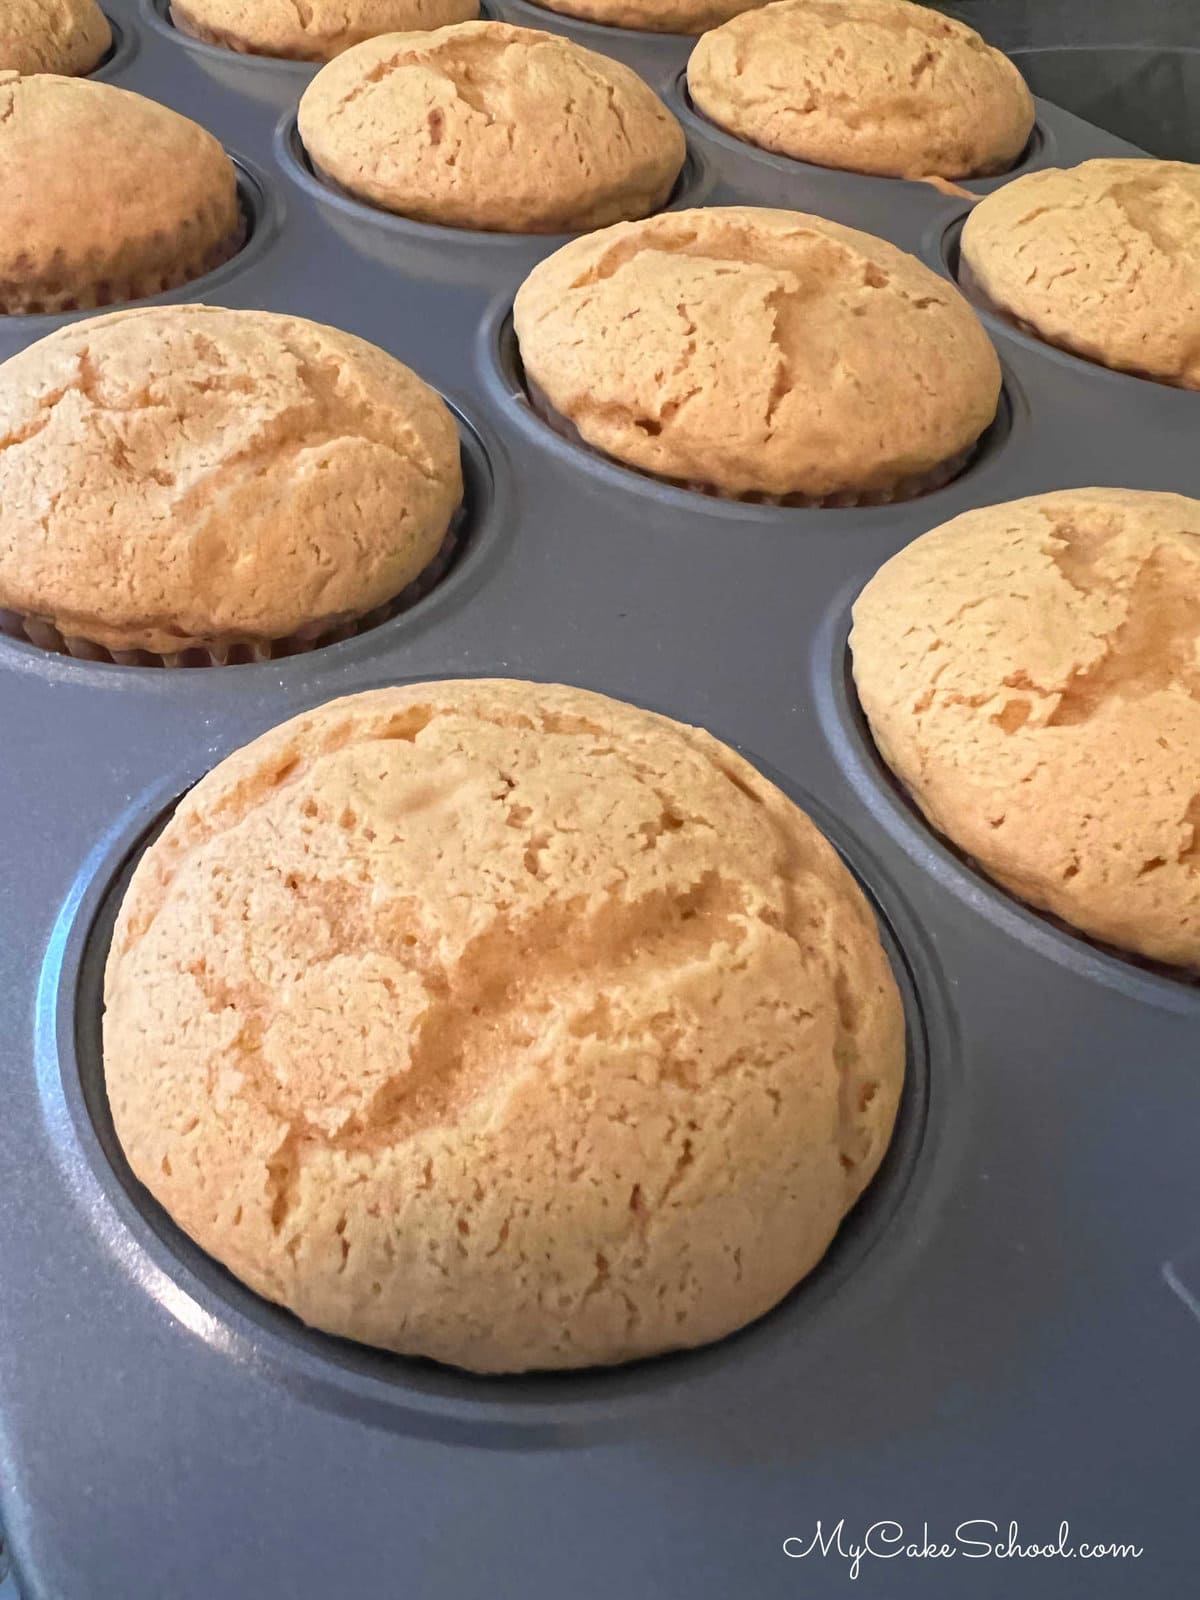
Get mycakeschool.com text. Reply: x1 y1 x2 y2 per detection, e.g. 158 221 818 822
782 1520 1144 1581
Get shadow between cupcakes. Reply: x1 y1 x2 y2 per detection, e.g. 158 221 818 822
273 110 714 287
42 728 939 1444
483 302 1022 520
814 584 1200 1014
89 11 141 79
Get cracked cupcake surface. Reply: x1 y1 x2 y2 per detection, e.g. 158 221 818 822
688 0 1033 180
0 305 462 659
103 679 905 1372
526 0 767 34
1 0 111 75
0 73 241 315
514 205 1001 501
851 488 1200 971
960 159 1200 389
297 21 686 232
171 0 480 63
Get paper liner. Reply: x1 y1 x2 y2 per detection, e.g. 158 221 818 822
525 379 977 507
0 517 462 669
0 212 247 317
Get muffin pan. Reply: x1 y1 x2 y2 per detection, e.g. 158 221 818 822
1 3 1197 1596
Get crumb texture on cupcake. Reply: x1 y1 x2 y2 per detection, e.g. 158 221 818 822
687 0 1033 179
103 679 905 1372
514 205 1000 501
297 21 686 232
0 0 111 76
171 0 480 63
851 488 1200 971
526 0 767 36
960 160 1200 389
0 306 462 656
0 74 240 315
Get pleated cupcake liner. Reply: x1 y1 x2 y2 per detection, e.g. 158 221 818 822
0 213 246 318
525 377 977 508
0 515 462 669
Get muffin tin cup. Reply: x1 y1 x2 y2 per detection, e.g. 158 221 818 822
1011 44 1200 162
140 0 319 107
36 754 945 1447
92 9 142 78
274 112 716 286
2 4 1199 1598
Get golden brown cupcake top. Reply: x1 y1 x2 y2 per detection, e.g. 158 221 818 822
528 0 767 37
514 206 1001 500
960 159 1200 389
0 306 462 655
171 0 480 63
0 0 111 75
0 74 240 314
688 0 1033 180
104 678 905 1372
851 488 1200 971
297 21 685 232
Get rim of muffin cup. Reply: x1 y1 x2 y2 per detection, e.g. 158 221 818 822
933 211 1200 395
0 401 500 673
90 11 141 78
480 301 1025 518
667 68 1053 190
47 746 937 1420
811 585 1200 1009
274 108 713 247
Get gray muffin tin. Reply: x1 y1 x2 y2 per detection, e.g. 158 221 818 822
1 3 1197 1596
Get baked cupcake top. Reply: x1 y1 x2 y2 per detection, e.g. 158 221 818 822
1 0 111 75
851 488 1200 971
527 0 767 37
0 306 462 656
0 74 240 315
297 21 686 233
688 0 1033 180
171 0 480 63
960 159 1200 389
514 206 1001 501
103 679 905 1372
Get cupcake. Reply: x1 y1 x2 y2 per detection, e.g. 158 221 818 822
297 21 686 233
527 0 767 36
171 0 480 62
513 206 1001 504
0 74 241 315
1 0 111 75
959 159 1200 389
103 679 906 1372
851 488 1200 971
688 0 1033 180
0 306 463 664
